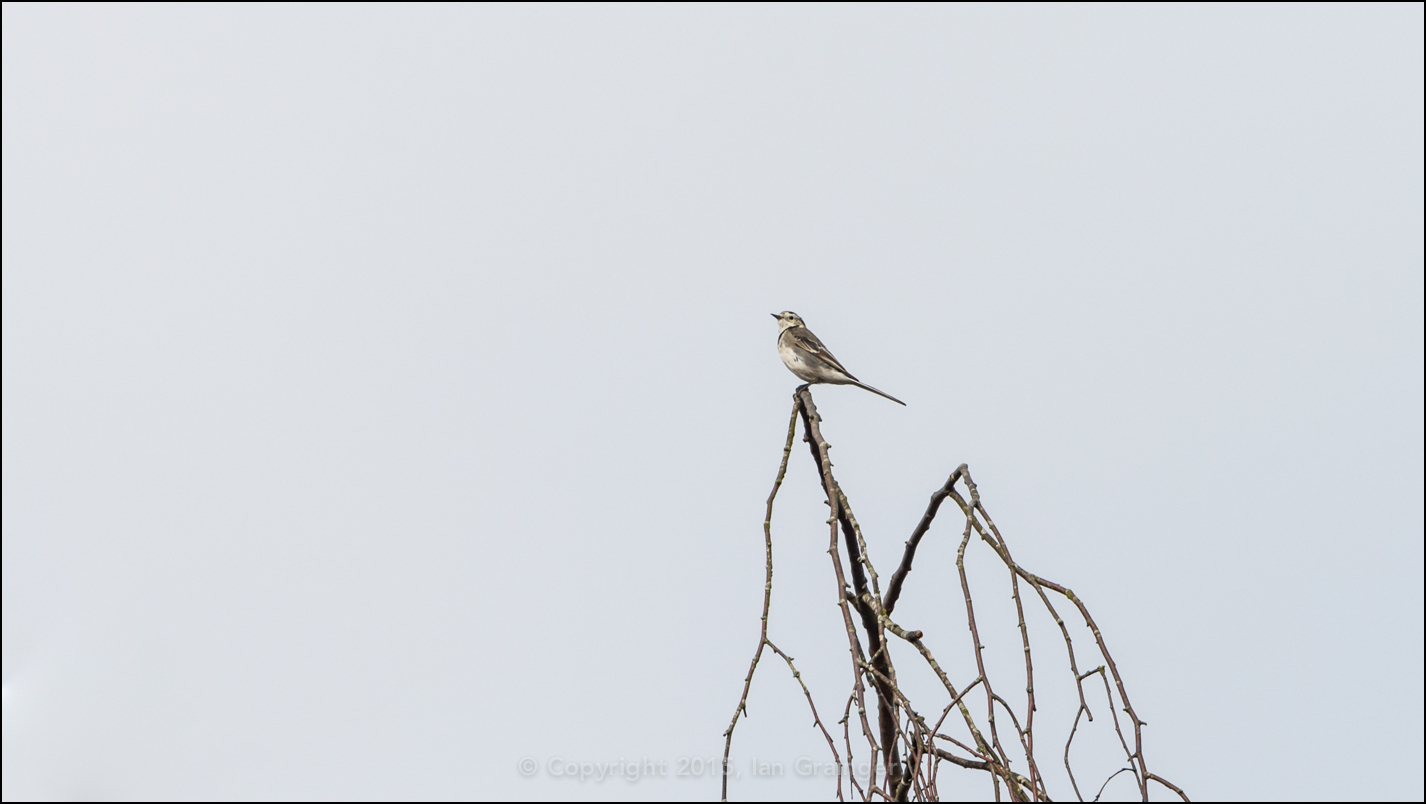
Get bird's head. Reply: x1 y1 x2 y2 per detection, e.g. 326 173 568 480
771 311 805 332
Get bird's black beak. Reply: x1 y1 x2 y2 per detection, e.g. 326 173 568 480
770 313 779 318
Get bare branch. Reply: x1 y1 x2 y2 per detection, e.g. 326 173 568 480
721 398 799 801
883 465 966 614
724 388 1186 802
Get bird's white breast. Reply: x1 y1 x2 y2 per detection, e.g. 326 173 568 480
779 339 845 383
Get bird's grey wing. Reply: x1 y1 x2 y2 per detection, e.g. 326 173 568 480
784 327 858 380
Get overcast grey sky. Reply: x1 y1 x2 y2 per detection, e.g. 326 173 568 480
3 4 1422 801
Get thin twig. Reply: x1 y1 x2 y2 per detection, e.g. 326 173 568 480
1093 767 1137 802
720 398 798 801
767 639 844 801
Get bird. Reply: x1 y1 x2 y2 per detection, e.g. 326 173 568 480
772 311 906 405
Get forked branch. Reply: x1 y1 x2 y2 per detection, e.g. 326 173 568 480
722 387 1186 802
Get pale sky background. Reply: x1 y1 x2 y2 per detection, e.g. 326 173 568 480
3 4 1422 802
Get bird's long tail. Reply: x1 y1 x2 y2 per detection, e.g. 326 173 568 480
851 381 907 406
